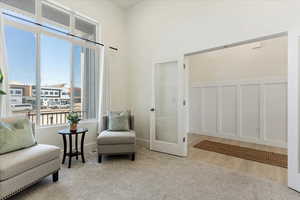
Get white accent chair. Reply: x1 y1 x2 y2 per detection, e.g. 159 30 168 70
0 122 61 200
97 115 136 163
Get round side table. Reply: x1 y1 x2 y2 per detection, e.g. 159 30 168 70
58 128 88 168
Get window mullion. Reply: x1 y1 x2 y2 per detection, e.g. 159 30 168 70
36 33 41 127
70 44 74 113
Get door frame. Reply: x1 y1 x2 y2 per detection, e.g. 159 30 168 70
150 57 188 157
287 29 300 191
182 31 300 191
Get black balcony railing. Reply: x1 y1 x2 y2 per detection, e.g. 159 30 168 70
27 111 86 126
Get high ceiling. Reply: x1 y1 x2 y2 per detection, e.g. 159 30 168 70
110 0 143 9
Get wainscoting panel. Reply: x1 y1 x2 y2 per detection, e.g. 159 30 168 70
189 79 287 148
202 87 218 133
220 85 237 136
190 88 202 131
240 84 260 140
263 83 287 144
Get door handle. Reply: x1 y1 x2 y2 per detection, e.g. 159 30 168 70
150 108 155 112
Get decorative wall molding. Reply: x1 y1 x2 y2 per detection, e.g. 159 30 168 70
189 78 287 148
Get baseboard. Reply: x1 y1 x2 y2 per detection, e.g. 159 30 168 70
136 138 150 148
85 142 97 153
190 131 287 148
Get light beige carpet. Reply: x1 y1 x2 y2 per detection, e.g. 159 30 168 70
10 146 300 200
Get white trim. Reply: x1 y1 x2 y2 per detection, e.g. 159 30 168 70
3 18 98 50
191 78 287 88
0 2 37 18
0 0 99 34
185 32 288 57
35 32 41 129
288 29 300 191
191 131 287 148
136 138 150 148
38 119 98 129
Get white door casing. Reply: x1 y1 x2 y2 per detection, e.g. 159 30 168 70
288 30 300 192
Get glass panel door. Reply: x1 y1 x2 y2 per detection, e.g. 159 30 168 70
155 61 179 143
150 58 187 157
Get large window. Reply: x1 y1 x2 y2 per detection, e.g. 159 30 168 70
4 25 38 122
1 1 100 126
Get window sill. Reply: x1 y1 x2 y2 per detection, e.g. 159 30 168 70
37 119 98 129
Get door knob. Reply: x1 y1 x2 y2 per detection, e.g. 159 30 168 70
150 108 155 112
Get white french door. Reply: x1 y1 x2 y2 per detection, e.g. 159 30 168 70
150 59 187 157
288 30 300 192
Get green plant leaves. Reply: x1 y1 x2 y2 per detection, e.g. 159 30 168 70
0 69 6 95
0 89 5 95
0 69 3 83
67 112 81 124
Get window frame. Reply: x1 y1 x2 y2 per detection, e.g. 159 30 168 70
1 0 101 127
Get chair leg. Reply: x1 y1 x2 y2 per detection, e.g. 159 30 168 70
131 153 135 161
98 154 102 163
52 171 59 182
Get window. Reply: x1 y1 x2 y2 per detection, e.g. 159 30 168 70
2 1 101 127
75 17 96 40
4 25 37 117
15 90 22 95
0 0 36 15
41 3 70 28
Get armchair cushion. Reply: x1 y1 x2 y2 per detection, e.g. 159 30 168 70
97 130 136 145
108 111 130 131
0 117 36 155
0 144 60 181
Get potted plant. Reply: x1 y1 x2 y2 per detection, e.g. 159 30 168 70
67 112 81 131
0 69 6 95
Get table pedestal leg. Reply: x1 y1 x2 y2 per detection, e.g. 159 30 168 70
62 135 67 164
68 134 72 168
75 134 78 160
81 133 86 163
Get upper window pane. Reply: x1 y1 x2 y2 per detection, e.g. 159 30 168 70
0 0 35 14
42 3 70 28
75 17 96 40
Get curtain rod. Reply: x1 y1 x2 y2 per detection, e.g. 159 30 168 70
2 12 118 51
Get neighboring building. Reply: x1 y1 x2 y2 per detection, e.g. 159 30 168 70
8 82 77 111
33 86 71 108
9 82 34 106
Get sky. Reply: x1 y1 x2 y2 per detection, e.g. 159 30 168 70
5 25 82 88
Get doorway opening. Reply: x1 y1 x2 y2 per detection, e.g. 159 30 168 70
185 34 288 184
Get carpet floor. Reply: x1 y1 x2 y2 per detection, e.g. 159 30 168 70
9 145 300 200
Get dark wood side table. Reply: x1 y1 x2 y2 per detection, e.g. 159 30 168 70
58 128 88 168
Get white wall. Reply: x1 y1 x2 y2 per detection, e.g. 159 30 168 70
189 36 287 83
126 0 300 142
